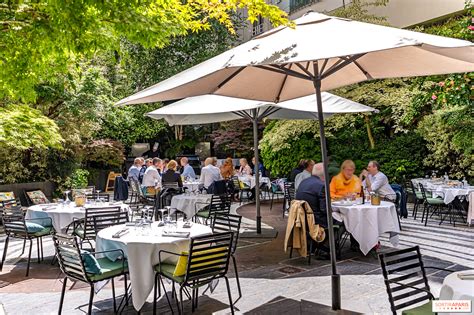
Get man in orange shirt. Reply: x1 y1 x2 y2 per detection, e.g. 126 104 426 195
329 160 362 199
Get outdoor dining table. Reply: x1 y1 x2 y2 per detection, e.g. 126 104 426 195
25 201 130 232
169 193 213 218
439 270 474 315
182 181 201 193
331 200 400 255
95 222 212 311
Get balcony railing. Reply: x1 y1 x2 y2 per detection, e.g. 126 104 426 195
289 0 321 14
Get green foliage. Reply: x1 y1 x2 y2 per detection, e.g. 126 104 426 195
331 0 389 25
64 169 90 189
0 104 63 150
0 0 289 101
82 139 125 169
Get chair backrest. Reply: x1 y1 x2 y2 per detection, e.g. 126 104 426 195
378 246 432 314
208 194 231 217
162 182 180 189
2 206 27 236
284 182 295 202
53 234 89 282
418 183 428 201
93 211 129 233
85 193 110 202
211 213 242 254
231 177 241 191
141 206 155 221
82 206 121 240
185 231 233 285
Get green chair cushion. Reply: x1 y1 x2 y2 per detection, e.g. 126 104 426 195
426 198 444 205
31 226 52 237
74 227 84 238
81 251 102 274
401 300 432 315
154 263 184 283
88 258 128 281
25 222 45 233
196 210 210 218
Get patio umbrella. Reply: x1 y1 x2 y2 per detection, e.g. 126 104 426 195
147 94 376 232
117 12 474 310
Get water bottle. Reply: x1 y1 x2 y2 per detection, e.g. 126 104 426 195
444 172 449 184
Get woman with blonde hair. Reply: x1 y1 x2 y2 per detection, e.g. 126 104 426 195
161 159 183 187
220 157 235 179
238 158 252 176
329 160 362 199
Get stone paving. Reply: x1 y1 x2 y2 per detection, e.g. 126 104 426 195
0 200 472 314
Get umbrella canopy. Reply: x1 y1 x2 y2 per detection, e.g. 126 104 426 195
117 12 473 105
117 12 474 311
146 93 377 125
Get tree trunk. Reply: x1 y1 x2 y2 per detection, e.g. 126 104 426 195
365 115 375 149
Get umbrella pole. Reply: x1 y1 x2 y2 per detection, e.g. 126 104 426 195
312 70 341 310
252 113 262 234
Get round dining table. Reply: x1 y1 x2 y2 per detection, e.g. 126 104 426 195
96 222 212 311
331 200 400 255
26 201 130 232
169 193 213 218
439 270 474 315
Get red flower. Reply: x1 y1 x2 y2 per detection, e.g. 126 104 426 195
431 94 437 100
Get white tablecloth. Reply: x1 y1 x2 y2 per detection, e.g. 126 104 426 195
170 194 212 218
238 176 271 189
332 201 400 255
96 223 212 311
26 202 130 232
432 186 474 204
439 270 474 315
183 181 201 193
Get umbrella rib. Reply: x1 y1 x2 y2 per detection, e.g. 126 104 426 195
320 59 329 75
216 67 246 90
295 63 314 79
352 60 373 79
258 107 280 120
256 65 312 81
274 64 291 103
321 53 365 79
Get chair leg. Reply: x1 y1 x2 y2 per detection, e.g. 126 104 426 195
124 274 129 306
87 284 94 315
111 278 116 313
0 236 9 271
270 193 274 210
26 239 33 277
153 273 159 315
160 275 173 313
224 277 234 315
397 214 402 231
179 286 184 315
20 238 26 256
232 255 242 305
58 277 68 315
37 238 41 263
40 237 44 261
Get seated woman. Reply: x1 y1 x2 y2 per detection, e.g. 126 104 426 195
161 160 183 188
238 158 252 176
329 160 362 199
220 157 235 179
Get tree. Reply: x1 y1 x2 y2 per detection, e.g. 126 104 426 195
0 0 290 101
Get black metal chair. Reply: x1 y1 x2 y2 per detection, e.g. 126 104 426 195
409 180 425 220
418 184 446 226
153 232 235 315
379 246 452 315
53 234 129 314
269 181 285 211
283 182 295 217
92 211 129 233
71 206 122 249
194 194 231 224
0 206 53 276
211 213 242 305
231 177 251 204
85 193 110 202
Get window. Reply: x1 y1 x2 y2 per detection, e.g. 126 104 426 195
252 16 264 36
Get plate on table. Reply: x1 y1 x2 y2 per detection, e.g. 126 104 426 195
332 201 356 207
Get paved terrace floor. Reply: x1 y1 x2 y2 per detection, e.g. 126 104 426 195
0 200 472 314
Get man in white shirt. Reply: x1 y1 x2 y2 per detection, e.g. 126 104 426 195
180 157 196 180
360 160 395 199
200 157 221 190
142 158 162 188
295 160 315 191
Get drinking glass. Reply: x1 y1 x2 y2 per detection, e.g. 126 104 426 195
158 208 167 222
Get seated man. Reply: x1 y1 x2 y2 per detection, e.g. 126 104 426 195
128 157 143 181
180 157 196 180
360 160 396 200
142 158 162 194
295 159 315 191
200 157 222 192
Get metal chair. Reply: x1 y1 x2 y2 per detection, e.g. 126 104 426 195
211 213 242 305
269 181 285 211
153 232 235 315
194 194 231 224
53 234 129 315
231 177 251 204
71 206 121 249
85 193 110 202
379 246 452 315
418 184 446 226
409 180 425 220
92 211 129 233
0 206 53 276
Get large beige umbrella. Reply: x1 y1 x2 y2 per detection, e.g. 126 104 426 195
118 12 474 310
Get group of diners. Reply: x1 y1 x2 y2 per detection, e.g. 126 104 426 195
127 155 264 195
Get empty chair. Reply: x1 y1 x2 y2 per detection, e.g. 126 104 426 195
152 232 235 314
53 234 129 314
194 194 231 224
418 184 446 226
379 246 452 315
382 193 402 230
211 213 243 305
93 211 129 233
1 206 53 276
85 193 110 202
283 182 295 217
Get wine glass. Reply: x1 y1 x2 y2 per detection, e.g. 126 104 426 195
64 190 71 205
158 208 167 223
96 190 102 203
165 206 172 223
